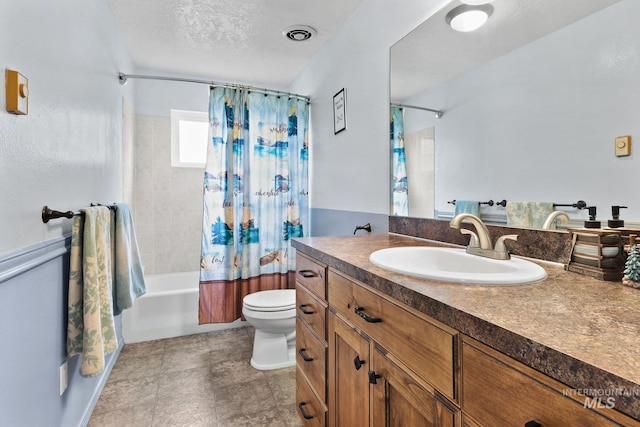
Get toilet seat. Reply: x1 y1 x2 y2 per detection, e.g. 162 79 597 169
243 289 296 312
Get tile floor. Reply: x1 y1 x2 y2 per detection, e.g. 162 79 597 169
89 327 303 427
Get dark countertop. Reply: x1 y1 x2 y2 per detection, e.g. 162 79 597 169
292 233 640 421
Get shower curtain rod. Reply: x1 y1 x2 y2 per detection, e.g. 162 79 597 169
118 73 310 102
391 102 443 119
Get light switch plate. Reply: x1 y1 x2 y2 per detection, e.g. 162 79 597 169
615 135 631 157
6 69 28 115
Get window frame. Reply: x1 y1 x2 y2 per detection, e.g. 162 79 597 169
170 109 209 168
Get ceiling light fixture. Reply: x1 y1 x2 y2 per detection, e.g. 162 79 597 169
445 4 493 32
282 25 317 42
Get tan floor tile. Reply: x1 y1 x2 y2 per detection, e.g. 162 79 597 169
266 366 297 405
210 359 266 388
210 341 253 366
119 339 166 360
92 375 159 415
218 407 285 427
202 327 252 351
107 352 164 382
88 403 154 427
162 346 210 373
151 397 216 427
156 366 215 405
89 326 302 427
214 379 277 421
278 404 305 427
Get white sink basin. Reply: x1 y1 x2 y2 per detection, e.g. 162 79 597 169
369 247 547 285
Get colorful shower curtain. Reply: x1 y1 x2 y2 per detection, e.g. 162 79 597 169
199 87 309 324
391 106 408 216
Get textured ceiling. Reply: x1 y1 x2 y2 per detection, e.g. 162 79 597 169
391 0 621 101
106 0 362 88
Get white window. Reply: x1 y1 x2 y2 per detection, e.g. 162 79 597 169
171 109 208 167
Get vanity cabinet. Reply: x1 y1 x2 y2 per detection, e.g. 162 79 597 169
461 337 638 427
327 268 460 427
328 312 371 426
295 251 640 427
295 253 328 426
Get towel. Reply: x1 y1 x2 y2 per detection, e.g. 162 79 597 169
529 202 555 228
506 202 554 228
67 206 118 377
112 203 146 316
454 200 480 217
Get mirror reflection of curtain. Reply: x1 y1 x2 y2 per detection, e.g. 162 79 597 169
199 87 310 324
391 106 408 216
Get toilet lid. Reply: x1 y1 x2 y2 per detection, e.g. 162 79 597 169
243 289 296 312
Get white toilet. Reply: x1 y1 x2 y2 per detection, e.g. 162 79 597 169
242 289 297 370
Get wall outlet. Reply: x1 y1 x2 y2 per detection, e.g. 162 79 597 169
59 361 68 396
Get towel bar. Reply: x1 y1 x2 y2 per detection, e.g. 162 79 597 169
41 204 117 223
554 200 587 210
448 199 494 206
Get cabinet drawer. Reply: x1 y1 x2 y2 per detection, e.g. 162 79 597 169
297 366 327 427
296 253 327 300
328 269 457 402
297 319 327 403
297 284 327 341
462 338 626 427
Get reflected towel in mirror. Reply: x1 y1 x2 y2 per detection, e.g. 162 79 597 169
454 200 480 216
506 201 554 228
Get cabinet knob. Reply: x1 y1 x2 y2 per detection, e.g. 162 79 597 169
353 355 365 370
298 402 314 420
525 421 541 427
355 306 382 323
368 370 381 384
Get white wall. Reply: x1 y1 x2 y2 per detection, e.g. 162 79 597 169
0 2 134 425
406 0 640 221
289 0 450 217
0 0 134 255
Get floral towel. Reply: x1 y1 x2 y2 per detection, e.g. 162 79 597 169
506 201 554 229
67 206 118 377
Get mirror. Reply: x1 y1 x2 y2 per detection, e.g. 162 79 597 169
390 0 639 229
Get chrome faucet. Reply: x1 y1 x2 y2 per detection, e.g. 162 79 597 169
541 211 570 230
450 213 517 260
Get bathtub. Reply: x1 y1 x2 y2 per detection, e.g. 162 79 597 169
122 271 245 343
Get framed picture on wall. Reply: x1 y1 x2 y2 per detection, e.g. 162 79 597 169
333 88 346 134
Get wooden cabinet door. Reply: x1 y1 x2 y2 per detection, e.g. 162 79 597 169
371 347 458 427
328 312 370 427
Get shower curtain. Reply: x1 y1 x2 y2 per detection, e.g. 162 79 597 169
199 87 309 324
391 106 408 216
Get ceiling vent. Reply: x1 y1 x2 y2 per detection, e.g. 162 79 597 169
283 25 317 42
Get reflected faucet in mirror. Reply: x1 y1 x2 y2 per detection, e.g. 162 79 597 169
541 211 570 230
450 213 517 260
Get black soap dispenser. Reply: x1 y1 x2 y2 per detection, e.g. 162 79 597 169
584 206 601 229
608 205 628 228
